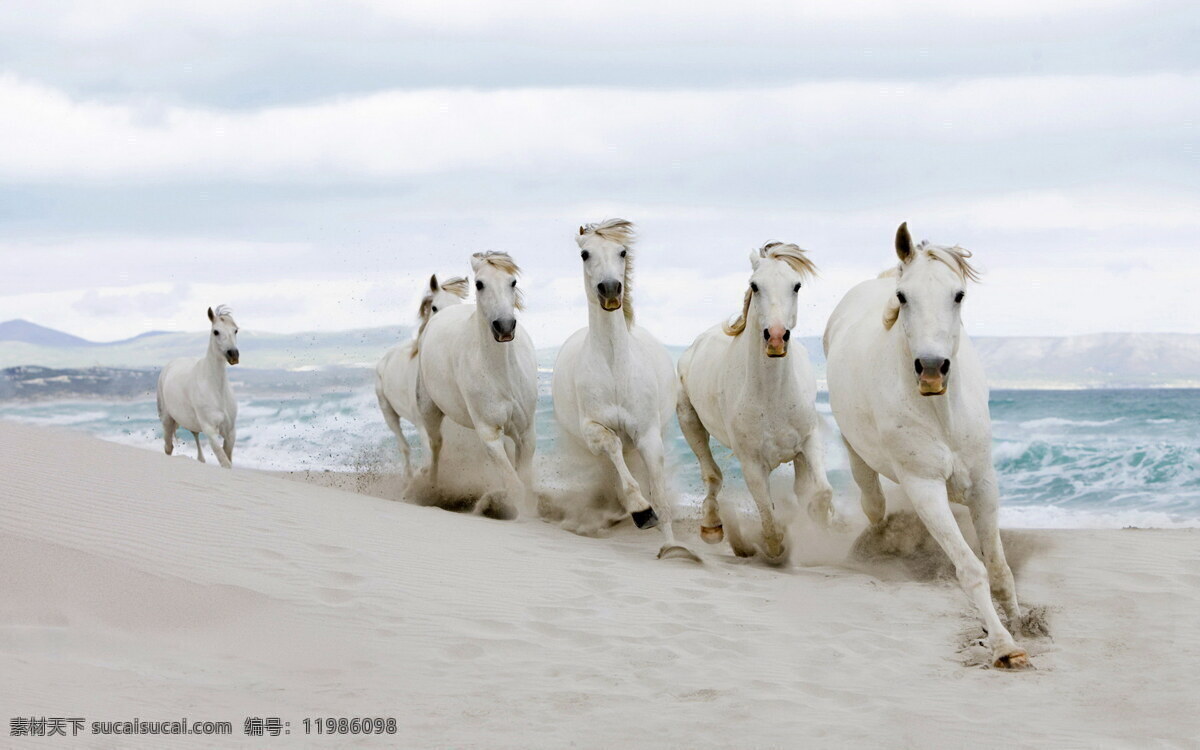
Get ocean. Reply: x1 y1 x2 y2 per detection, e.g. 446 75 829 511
4 375 1198 530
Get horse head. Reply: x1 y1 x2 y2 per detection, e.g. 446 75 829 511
470 252 524 343
576 218 636 323
207 305 239 365
883 222 980 396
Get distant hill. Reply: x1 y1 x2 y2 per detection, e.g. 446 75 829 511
0 321 413 371
1 320 1197 388
0 319 97 347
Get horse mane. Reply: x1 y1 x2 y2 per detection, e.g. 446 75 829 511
724 242 816 336
578 218 636 325
411 276 470 358
212 304 235 323
920 241 981 282
472 251 525 311
882 241 981 329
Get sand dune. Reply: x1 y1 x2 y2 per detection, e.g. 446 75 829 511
2 420 1197 748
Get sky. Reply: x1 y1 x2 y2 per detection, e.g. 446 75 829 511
0 0 1197 346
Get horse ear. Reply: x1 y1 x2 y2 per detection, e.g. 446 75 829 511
578 226 586 236
748 249 762 270
469 253 485 273
895 222 914 264
429 274 439 292
207 307 215 322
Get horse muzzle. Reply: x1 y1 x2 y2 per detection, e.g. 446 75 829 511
226 349 240 365
597 280 623 311
491 318 517 343
916 357 950 396
764 327 790 358
918 376 946 396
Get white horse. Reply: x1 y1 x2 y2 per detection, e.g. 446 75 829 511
824 223 1029 669
375 274 468 476
157 305 240 468
677 242 835 563
552 219 694 560
415 252 537 518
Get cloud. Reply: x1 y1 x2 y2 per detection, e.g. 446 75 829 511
1 72 1195 184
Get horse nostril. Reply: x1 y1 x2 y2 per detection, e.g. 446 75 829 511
763 329 770 341
782 330 791 341
914 359 923 376
940 359 951 375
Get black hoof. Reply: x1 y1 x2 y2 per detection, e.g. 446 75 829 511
631 507 659 529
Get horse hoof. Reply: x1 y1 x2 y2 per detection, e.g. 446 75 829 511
993 649 1032 670
631 507 659 530
762 550 790 567
658 544 701 562
700 525 724 544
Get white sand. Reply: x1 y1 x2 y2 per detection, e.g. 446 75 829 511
2 419 1198 748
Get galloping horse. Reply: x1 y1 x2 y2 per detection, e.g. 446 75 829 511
552 219 694 560
375 274 468 476
824 223 1029 669
677 242 835 563
415 253 537 518
157 305 240 468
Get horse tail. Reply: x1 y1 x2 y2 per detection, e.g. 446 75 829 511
155 371 166 420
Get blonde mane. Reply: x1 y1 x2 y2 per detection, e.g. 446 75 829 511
882 241 981 330
724 242 817 336
412 276 470 357
919 242 981 283
578 219 636 325
472 251 525 311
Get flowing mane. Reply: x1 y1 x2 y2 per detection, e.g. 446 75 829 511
412 276 470 357
917 241 981 282
212 304 235 323
472 251 525 311
578 219 636 325
724 242 817 336
882 241 981 330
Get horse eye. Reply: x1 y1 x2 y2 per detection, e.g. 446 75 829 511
793 283 801 292
954 291 965 303
476 281 484 291
431 306 438 312
511 279 517 287
212 330 218 336
897 291 907 304
750 282 758 293
620 250 627 258
580 251 590 261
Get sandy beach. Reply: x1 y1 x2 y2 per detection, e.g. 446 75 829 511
2 419 1197 748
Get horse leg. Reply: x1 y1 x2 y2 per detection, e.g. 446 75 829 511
637 433 698 562
845 438 886 526
676 388 724 544
162 415 177 456
200 424 232 468
795 430 836 528
900 473 1029 669
191 431 205 463
472 424 524 520
378 394 412 477
513 425 536 514
222 425 236 464
740 456 787 565
581 421 653 526
968 473 1022 628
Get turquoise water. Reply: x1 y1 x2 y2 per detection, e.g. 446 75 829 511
4 382 1198 529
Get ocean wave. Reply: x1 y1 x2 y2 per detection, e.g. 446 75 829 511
1018 417 1125 429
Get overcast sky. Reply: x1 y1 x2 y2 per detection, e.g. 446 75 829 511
1 0 1197 345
